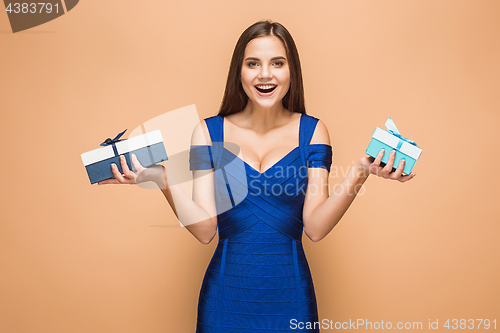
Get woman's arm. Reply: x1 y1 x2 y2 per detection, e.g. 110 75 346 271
167 120 217 244
157 164 217 245
302 120 415 242
99 120 218 245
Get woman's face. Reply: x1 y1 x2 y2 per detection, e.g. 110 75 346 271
240 36 291 110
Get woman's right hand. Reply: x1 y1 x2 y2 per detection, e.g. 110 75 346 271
97 154 165 187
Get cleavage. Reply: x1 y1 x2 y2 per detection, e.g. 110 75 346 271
236 144 298 173
223 116 301 173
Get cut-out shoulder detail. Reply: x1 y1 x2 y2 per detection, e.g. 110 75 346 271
309 119 331 146
191 119 213 146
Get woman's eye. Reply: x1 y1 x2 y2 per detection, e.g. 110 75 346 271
273 61 284 67
248 62 258 67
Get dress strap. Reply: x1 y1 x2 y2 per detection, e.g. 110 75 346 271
204 115 223 143
299 113 319 145
202 116 228 208
188 115 224 171
299 114 320 168
201 115 224 172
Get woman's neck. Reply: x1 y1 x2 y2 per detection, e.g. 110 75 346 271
237 102 293 133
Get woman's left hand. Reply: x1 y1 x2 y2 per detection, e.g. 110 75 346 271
356 149 416 183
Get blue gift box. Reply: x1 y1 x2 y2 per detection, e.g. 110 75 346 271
365 118 422 176
81 129 168 184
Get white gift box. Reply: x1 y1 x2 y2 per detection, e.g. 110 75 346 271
81 130 168 184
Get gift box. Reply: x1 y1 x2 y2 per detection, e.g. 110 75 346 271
365 118 422 176
81 129 168 184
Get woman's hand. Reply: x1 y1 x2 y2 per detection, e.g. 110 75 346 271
97 154 165 186
356 149 416 183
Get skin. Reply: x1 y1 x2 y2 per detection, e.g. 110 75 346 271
98 36 416 244
225 35 298 174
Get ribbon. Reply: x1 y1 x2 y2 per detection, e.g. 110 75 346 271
100 129 127 146
100 129 127 156
385 118 417 147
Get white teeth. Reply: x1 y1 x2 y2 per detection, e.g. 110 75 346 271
256 84 276 89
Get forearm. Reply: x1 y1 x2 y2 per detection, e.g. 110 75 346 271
155 166 217 244
304 161 369 241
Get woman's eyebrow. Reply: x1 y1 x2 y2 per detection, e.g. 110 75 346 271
244 56 287 61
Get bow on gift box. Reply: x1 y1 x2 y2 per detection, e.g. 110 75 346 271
385 118 418 149
100 129 127 156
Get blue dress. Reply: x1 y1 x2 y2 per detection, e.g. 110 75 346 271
189 113 333 333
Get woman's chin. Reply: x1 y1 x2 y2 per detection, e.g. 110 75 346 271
248 96 284 109
253 102 280 110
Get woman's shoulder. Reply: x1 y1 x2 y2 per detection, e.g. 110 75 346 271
191 118 213 146
304 113 330 146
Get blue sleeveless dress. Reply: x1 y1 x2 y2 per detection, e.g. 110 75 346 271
189 113 333 333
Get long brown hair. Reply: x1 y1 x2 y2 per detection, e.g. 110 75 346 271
217 20 306 117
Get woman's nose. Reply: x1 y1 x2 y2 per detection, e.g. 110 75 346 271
258 65 273 79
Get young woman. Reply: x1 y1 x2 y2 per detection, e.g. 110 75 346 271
99 20 415 333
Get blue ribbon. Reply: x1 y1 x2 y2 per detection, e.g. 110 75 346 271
100 129 127 156
385 118 417 147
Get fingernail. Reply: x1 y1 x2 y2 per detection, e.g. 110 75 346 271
400 160 405 165
132 154 136 158
391 150 396 155
411 173 416 177
111 163 116 168
120 155 124 160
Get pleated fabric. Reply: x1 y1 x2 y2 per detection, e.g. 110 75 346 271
189 113 333 333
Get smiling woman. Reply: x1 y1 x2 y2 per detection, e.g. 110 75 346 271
241 38 290 103
188 21 328 333
219 20 305 117
98 19 416 333
187 20 414 333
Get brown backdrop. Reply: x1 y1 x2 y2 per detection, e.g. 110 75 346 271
1 1 499 332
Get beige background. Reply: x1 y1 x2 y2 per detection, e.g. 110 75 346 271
1 1 499 332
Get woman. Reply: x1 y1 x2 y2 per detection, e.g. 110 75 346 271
99 20 415 332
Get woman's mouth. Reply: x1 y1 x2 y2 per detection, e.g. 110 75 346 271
254 84 277 96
